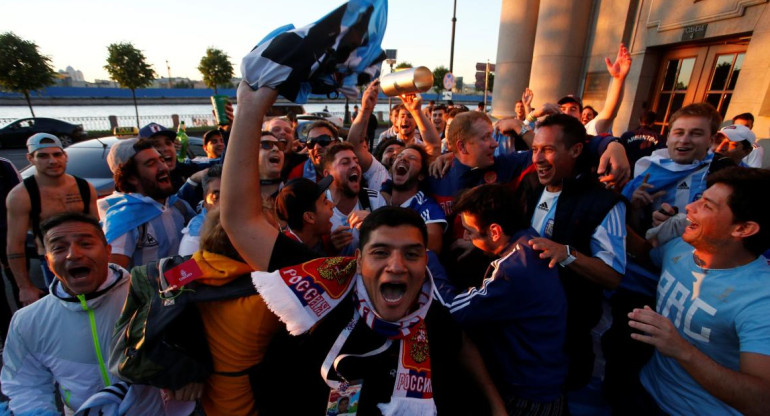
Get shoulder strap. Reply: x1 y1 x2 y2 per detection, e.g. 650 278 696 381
23 176 43 244
172 199 196 224
74 176 91 214
358 187 372 212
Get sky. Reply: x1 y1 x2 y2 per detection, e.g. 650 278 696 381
2 0 502 88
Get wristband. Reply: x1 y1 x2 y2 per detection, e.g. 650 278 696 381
526 112 537 123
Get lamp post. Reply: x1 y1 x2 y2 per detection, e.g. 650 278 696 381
449 0 457 73
385 49 397 125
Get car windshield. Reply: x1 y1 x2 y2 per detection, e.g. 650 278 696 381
65 146 112 178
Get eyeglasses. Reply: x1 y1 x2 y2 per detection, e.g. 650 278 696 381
307 134 334 149
260 140 287 151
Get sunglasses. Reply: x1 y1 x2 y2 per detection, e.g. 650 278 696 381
260 140 287 151
308 134 334 149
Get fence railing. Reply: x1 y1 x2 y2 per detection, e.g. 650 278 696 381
1 111 384 134
0 114 218 132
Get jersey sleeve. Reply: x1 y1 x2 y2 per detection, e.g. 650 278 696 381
1 310 59 413
363 158 390 191
589 201 627 273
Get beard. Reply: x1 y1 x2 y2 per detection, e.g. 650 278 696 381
342 181 359 198
140 175 174 201
392 175 419 192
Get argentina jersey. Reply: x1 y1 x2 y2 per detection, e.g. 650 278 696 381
532 189 626 273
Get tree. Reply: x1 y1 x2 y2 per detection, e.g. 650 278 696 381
198 48 234 95
0 32 56 117
395 62 413 70
432 65 449 95
104 42 156 128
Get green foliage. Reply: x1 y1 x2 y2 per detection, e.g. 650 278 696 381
0 32 56 116
198 48 234 94
432 65 449 93
395 62 413 69
104 42 156 90
105 42 155 128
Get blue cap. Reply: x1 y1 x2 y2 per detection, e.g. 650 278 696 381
138 123 175 140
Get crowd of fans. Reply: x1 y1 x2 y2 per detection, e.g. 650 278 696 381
0 39 769 416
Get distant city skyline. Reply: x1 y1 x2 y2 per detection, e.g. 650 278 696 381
5 0 502 90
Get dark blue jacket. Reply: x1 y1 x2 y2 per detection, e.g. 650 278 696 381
434 228 568 402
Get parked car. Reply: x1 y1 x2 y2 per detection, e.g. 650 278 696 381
295 113 349 143
300 111 344 128
266 103 305 118
20 136 205 198
0 117 88 148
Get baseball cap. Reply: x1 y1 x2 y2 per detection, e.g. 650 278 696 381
202 129 221 145
107 138 139 174
275 176 334 225
139 122 176 140
557 95 583 109
27 133 63 154
718 124 756 145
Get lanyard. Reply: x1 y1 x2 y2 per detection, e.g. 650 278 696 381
321 310 392 389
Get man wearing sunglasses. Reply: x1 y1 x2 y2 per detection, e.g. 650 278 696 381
286 120 340 183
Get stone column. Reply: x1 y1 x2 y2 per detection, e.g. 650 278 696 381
529 0 594 106
490 0 540 118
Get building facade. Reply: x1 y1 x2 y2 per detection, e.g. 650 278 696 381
492 0 770 163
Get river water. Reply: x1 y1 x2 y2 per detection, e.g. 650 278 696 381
0 103 392 119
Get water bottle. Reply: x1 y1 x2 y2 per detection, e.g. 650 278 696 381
176 121 189 162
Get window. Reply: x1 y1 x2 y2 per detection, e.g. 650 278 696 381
650 40 748 135
703 53 745 119
654 57 696 132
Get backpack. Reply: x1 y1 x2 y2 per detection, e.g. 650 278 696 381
110 255 257 389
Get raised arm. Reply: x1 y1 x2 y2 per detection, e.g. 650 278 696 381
347 80 379 171
220 83 280 271
401 94 441 159
521 87 533 115
592 43 631 135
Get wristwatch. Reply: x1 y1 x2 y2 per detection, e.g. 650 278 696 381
559 245 577 267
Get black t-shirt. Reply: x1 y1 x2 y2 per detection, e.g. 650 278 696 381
619 126 665 173
267 232 322 271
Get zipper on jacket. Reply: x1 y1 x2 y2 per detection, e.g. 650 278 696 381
77 294 111 387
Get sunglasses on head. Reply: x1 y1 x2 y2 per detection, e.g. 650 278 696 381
308 134 334 149
260 139 287 151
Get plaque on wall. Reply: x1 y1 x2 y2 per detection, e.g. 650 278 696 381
582 71 611 103
682 24 707 41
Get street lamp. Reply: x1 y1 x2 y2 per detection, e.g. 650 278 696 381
449 0 457 73
385 49 397 122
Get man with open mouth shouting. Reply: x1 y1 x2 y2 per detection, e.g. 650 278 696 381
1 212 169 414
221 82 506 415
321 141 387 255
626 167 770 415
98 138 196 269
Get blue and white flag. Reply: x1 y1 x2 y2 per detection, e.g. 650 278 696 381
622 152 713 209
241 0 388 103
99 193 177 244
